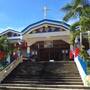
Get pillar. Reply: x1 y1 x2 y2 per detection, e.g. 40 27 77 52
70 44 73 51
27 46 30 58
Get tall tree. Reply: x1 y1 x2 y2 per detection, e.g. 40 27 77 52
62 0 90 21
62 0 90 47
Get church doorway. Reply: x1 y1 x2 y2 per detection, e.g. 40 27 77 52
30 40 70 61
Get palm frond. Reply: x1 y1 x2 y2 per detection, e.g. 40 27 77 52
62 0 82 21
82 7 90 17
63 11 75 21
70 21 80 32
73 0 81 9
61 4 73 12
80 16 90 31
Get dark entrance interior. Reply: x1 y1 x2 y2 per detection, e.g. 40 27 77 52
30 40 70 61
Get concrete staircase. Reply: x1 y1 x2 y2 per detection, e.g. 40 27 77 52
0 61 90 90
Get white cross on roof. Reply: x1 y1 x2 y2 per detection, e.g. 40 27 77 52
43 6 49 19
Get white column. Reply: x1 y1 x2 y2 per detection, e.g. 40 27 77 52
70 44 73 51
27 46 30 57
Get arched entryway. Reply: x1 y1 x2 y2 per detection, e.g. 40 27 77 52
30 40 70 61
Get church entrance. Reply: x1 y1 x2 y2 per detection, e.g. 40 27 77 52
30 40 70 61
38 48 63 61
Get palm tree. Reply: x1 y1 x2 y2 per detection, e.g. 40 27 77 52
62 0 90 47
62 0 90 21
69 22 80 45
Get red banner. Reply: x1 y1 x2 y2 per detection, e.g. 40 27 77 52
75 48 80 57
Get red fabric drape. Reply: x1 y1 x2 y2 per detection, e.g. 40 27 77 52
69 48 80 60
75 48 80 57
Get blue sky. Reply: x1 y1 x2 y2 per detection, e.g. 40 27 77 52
0 0 78 32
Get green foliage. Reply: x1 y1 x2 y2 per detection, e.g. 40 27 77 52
80 46 90 60
80 16 90 32
70 21 80 32
69 17 90 45
70 22 80 45
70 31 80 45
0 36 12 58
62 0 90 46
61 0 90 21
62 0 90 62
82 6 90 18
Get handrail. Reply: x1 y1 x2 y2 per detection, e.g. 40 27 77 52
74 56 87 86
0 56 22 83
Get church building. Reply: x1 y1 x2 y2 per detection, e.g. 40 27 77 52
0 29 22 43
0 19 90 88
22 19 70 61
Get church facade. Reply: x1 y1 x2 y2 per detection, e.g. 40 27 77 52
0 19 89 61
22 19 71 61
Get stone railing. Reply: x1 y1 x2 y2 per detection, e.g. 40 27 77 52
0 56 22 83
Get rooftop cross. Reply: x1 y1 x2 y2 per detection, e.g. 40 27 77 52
43 6 49 19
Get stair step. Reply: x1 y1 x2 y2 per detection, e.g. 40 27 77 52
0 84 89 89
3 76 81 82
10 75 80 79
4 78 82 83
4 81 83 85
6 78 82 82
0 86 86 90
14 77 81 79
5 77 81 82
2 61 83 89
5 80 82 84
